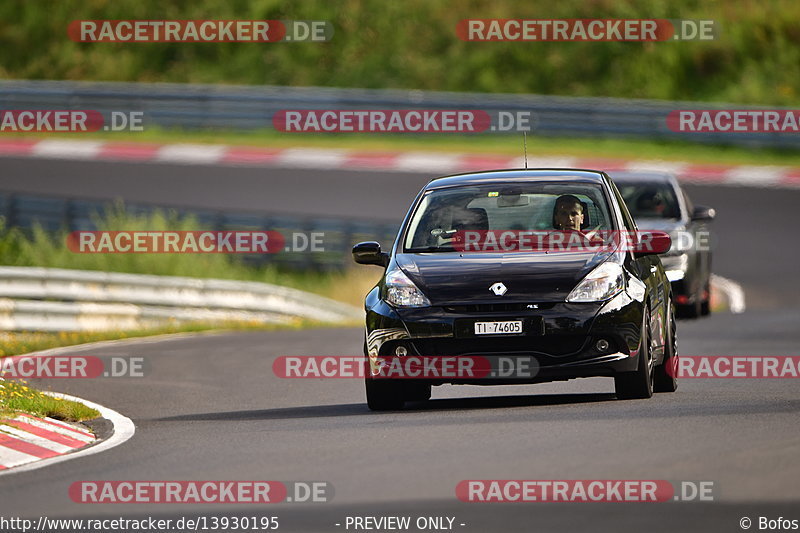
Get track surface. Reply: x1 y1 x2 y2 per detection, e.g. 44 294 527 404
0 158 798 532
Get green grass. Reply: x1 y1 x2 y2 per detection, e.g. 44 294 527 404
0 207 382 308
11 126 800 167
0 379 100 422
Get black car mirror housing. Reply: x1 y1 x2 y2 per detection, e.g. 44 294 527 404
353 241 390 267
691 205 716 221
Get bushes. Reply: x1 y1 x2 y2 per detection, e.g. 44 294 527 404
0 0 797 104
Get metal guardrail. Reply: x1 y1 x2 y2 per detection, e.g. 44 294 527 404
0 266 362 332
0 191 399 271
0 80 797 148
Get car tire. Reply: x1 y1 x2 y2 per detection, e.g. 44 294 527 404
654 300 678 393
365 376 405 411
404 381 432 402
614 307 654 400
363 339 406 411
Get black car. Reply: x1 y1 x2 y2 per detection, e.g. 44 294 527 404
353 169 677 410
610 171 715 318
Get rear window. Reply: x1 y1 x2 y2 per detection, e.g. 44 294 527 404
403 182 614 252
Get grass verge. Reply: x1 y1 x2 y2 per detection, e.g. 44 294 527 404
0 209 383 309
0 380 100 422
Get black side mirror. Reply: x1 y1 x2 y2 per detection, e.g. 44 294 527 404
691 205 715 221
353 241 389 267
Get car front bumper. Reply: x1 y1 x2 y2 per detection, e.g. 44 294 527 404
364 288 646 385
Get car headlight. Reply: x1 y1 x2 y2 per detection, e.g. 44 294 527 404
384 267 431 308
566 262 625 303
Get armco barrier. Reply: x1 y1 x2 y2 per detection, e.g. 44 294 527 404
0 80 797 148
0 266 362 332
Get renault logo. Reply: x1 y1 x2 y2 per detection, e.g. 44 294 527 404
489 282 507 296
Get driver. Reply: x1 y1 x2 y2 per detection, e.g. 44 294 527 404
553 194 584 231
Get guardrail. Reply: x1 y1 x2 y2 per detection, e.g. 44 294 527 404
0 191 399 271
0 80 796 148
0 266 362 332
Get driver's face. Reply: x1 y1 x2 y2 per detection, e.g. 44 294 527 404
554 202 584 230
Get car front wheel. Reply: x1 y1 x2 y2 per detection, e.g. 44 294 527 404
365 376 405 411
654 300 678 393
614 307 654 400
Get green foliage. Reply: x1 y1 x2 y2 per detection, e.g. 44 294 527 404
0 208 380 307
0 379 100 422
0 0 797 104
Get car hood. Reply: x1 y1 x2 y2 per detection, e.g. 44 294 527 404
633 217 684 232
395 251 614 304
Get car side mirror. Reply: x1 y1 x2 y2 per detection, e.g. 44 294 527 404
691 205 715 221
631 231 671 257
353 241 390 267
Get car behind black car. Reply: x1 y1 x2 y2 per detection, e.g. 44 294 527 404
353 169 678 410
610 171 715 318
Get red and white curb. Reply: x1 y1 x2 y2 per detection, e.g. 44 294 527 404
0 414 95 470
0 392 135 476
1 138 798 189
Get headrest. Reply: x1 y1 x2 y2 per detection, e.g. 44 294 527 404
452 207 489 231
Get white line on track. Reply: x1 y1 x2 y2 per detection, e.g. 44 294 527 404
276 147 348 168
394 152 462 173
156 143 226 164
31 140 104 159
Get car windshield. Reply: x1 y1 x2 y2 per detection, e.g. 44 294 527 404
403 182 614 252
616 180 681 220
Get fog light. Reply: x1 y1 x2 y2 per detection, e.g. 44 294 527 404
595 339 610 352
395 345 408 356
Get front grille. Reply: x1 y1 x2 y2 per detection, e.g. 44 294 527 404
410 336 587 358
443 303 556 313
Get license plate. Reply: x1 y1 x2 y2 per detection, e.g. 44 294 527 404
474 320 523 335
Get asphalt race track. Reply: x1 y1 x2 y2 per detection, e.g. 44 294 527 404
1 157 799 532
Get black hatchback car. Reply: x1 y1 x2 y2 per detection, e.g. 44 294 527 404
353 169 678 410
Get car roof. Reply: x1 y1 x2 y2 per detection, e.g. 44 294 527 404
606 171 678 184
425 168 607 190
